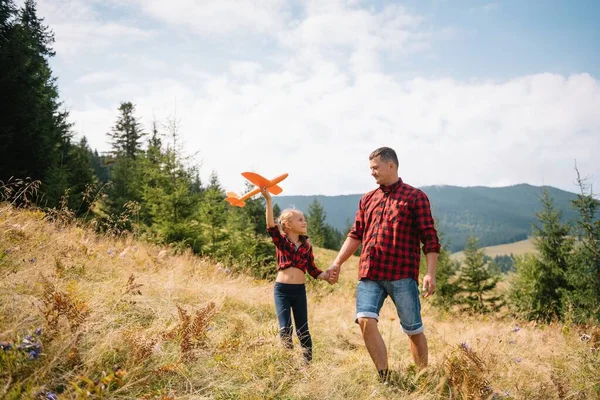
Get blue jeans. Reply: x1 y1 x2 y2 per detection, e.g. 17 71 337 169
274 282 312 361
356 278 424 335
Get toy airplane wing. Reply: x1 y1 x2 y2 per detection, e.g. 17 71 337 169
224 172 289 208
242 172 287 195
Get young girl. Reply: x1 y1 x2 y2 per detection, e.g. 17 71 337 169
261 189 332 362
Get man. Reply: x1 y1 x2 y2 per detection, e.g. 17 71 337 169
328 146 440 381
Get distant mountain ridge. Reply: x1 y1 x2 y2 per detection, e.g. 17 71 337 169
272 184 579 252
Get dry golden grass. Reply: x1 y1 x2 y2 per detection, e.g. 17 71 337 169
450 239 537 262
1 204 598 399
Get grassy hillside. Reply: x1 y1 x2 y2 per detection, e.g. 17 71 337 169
274 184 578 252
1 204 598 399
450 238 537 262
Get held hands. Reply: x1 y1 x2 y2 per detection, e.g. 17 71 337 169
422 274 436 298
326 264 340 284
320 269 338 285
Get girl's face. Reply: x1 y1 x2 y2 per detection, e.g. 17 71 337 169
285 212 307 235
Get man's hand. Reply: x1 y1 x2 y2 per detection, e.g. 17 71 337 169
422 274 436 298
327 264 340 284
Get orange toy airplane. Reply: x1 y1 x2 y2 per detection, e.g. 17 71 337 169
225 172 289 207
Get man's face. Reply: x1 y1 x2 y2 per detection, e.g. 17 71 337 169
369 156 395 185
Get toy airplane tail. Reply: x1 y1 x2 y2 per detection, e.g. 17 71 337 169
225 192 246 207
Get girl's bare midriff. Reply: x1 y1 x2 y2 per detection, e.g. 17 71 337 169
275 267 306 284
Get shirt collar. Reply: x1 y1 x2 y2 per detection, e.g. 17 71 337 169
283 234 309 246
379 178 403 194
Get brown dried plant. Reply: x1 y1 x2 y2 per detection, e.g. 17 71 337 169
442 342 494 399
123 274 144 297
39 276 90 332
124 330 159 361
0 177 41 207
44 189 76 226
163 303 217 360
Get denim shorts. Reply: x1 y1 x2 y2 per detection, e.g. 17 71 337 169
356 278 423 335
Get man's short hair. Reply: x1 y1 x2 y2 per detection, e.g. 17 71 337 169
369 147 398 167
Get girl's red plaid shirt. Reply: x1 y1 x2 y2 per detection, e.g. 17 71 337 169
267 226 323 279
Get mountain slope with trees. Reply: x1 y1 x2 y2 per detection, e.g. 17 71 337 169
274 184 579 251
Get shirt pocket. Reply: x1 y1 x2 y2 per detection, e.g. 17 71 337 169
387 203 411 223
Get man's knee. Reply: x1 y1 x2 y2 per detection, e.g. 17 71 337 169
357 317 378 332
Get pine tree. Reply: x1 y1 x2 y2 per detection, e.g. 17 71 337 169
343 218 361 256
510 190 573 322
565 172 600 323
0 0 16 33
323 224 342 250
104 102 146 214
108 102 146 159
273 203 281 221
0 0 81 207
140 121 203 251
307 198 327 247
90 150 110 183
457 235 503 313
240 181 267 237
426 232 460 310
199 172 228 256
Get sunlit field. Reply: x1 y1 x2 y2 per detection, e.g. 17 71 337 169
1 205 598 399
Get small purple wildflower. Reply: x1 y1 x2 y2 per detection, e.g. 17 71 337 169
45 393 58 400
460 342 471 351
514 358 522 363
225 268 231 274
504 390 510 397
16 335 42 360
107 249 113 255
34 327 42 336
511 325 520 332
29 257 36 263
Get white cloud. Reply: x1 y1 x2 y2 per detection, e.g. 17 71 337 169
34 0 154 57
36 0 599 196
70 69 600 195
229 61 264 81
278 1 429 75
75 71 122 85
127 0 288 36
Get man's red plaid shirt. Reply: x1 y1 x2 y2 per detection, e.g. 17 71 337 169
348 178 441 282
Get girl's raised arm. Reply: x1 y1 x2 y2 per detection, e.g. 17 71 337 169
261 189 276 228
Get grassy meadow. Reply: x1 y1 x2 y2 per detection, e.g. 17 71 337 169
1 204 598 399
450 239 537 262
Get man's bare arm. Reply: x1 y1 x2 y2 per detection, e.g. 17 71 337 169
422 252 438 297
328 237 361 282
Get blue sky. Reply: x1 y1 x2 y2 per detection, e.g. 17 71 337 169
408 0 600 80
30 0 600 195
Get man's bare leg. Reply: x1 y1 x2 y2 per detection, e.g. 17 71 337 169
358 317 388 371
409 332 428 369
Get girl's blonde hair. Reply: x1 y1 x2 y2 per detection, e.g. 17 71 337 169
277 208 305 237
